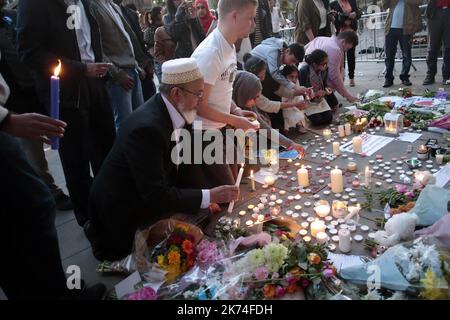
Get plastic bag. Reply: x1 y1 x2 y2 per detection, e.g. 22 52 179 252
409 185 450 226
340 237 450 299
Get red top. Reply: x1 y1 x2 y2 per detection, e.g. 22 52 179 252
437 0 450 8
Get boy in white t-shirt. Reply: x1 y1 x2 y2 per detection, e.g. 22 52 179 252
192 0 259 132
180 0 260 197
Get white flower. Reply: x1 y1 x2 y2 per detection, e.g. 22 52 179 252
247 249 265 269
362 289 383 300
387 291 406 300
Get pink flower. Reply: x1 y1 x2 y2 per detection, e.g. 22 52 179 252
254 267 269 280
406 191 415 199
299 278 310 289
285 273 297 285
395 184 408 194
271 272 279 280
275 286 285 298
274 229 283 237
126 287 157 300
323 268 335 279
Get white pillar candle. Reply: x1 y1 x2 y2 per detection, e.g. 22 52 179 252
333 141 340 156
250 170 256 192
311 219 326 237
297 166 309 188
344 123 352 136
436 154 444 165
365 166 371 186
338 125 345 138
316 232 329 244
353 136 363 154
338 229 352 253
330 166 344 193
323 129 332 140
228 164 244 213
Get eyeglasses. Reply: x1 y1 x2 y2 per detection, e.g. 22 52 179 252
176 86 204 99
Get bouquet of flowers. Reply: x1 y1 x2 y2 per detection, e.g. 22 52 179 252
227 240 337 300
378 184 422 215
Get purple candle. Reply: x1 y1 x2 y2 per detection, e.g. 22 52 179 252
50 60 61 149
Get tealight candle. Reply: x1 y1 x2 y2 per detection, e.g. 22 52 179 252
246 220 254 226
257 203 265 210
248 204 255 211
299 229 308 236
303 236 312 243
347 162 357 172
332 200 348 219
323 129 332 140
253 207 260 214
417 145 429 160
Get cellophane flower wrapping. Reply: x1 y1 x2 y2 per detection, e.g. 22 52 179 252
340 236 450 299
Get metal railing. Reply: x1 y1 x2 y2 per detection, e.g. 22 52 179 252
280 4 431 63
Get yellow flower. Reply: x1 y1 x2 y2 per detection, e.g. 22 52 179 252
176 224 189 234
157 255 165 267
165 264 181 283
168 250 181 266
420 269 448 300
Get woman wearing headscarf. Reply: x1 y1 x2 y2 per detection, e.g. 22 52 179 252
194 0 216 34
232 71 306 155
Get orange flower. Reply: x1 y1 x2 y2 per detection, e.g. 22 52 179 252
307 253 321 265
263 284 276 299
167 250 181 266
289 266 303 278
182 240 194 255
286 282 298 294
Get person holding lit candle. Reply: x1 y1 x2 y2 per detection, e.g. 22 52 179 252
17 0 117 226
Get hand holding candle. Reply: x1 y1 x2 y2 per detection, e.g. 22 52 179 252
228 164 244 213
50 59 62 150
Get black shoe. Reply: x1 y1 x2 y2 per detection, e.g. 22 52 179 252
382 80 393 88
67 283 106 300
423 75 435 85
54 193 73 211
401 79 412 86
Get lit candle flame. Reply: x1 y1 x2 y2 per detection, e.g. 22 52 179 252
54 59 62 77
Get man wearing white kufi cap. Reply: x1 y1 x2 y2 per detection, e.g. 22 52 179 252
86 58 239 261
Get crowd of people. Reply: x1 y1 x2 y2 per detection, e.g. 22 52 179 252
0 0 448 300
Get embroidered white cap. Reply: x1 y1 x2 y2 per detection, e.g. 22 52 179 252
161 58 203 85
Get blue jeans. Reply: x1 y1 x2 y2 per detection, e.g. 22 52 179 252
108 68 144 130
384 28 412 81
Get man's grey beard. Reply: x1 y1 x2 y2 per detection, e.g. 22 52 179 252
179 104 197 124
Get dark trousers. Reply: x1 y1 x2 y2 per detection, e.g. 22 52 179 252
384 28 412 81
307 110 333 126
59 79 115 226
261 70 284 130
141 72 156 102
426 7 450 79
20 138 64 198
346 47 356 79
0 133 68 299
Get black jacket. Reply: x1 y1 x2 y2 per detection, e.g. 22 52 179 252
250 0 273 45
168 5 205 58
330 0 361 32
0 8 45 114
425 0 438 19
88 93 202 259
16 0 105 112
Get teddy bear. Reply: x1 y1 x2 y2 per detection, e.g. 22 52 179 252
373 212 419 247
